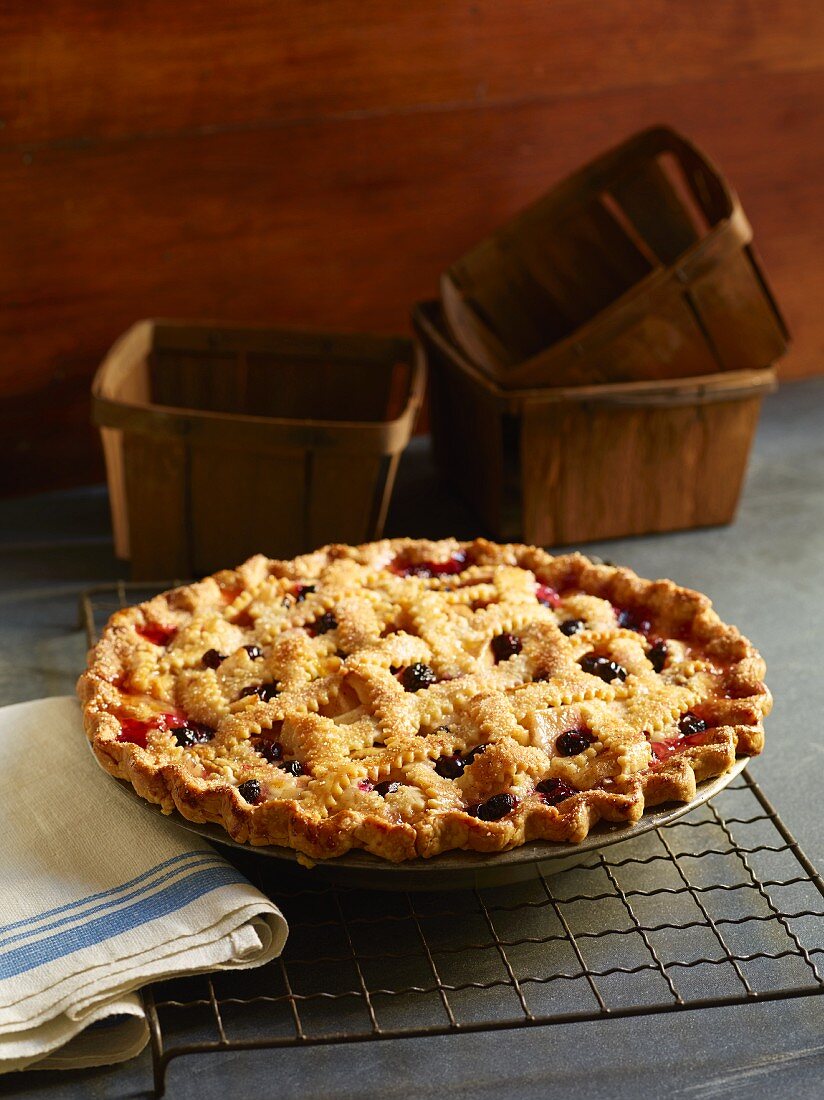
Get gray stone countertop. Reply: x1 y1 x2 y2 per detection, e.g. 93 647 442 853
1 378 823 1099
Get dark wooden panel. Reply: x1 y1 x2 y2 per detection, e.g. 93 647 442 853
2 1 822 146
1 67 819 389
0 378 100 495
1 28 822 495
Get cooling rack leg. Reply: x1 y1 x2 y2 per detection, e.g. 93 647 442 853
152 1056 166 1100
142 988 168 1099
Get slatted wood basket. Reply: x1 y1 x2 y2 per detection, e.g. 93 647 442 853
414 300 776 546
442 126 789 389
93 320 423 578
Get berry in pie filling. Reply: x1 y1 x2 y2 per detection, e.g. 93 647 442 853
474 793 517 821
201 648 227 669
255 738 283 763
559 619 584 637
376 780 401 796
172 722 215 747
678 712 707 736
556 729 596 757
491 633 523 662
579 654 628 683
435 753 465 779
79 538 771 862
462 743 488 765
400 663 437 692
239 683 280 702
238 779 261 804
536 778 577 805
615 607 652 635
311 611 338 636
647 640 668 673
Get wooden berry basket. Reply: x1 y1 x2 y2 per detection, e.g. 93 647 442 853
93 320 423 579
414 301 776 546
441 126 789 389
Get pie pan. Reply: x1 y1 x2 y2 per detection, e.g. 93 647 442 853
102 755 749 891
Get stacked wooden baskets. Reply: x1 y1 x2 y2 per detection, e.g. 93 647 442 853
94 126 788 576
415 126 788 546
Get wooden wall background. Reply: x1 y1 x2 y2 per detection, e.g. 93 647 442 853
1 1 822 496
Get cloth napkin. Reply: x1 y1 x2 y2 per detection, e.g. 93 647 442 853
0 696 288 1075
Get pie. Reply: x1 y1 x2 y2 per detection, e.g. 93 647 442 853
78 539 771 862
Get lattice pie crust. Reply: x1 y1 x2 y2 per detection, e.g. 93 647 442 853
78 540 770 862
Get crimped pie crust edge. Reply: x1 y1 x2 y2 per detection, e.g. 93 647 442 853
77 539 771 862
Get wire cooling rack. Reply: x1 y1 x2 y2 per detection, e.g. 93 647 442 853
82 583 824 1098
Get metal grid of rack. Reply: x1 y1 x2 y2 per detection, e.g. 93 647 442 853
82 583 824 1098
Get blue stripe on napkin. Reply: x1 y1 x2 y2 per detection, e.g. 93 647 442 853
0 851 207 939
0 854 227 952
1 863 249 981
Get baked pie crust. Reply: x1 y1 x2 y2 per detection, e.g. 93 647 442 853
78 539 771 862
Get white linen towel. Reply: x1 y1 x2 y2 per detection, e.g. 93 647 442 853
0 696 288 1074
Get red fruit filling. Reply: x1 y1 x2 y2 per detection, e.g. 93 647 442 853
136 624 177 647
648 730 709 763
117 712 182 748
389 552 467 579
535 584 561 608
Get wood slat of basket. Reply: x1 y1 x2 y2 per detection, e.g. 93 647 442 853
519 393 763 545
93 320 423 577
308 450 394 549
428 345 508 536
441 126 788 390
415 299 775 546
189 444 309 566
150 350 247 416
121 432 191 577
514 197 657 333
501 207 766 389
608 156 704 264
687 246 790 372
438 267 519 375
